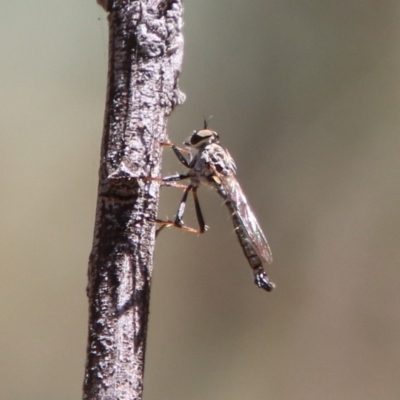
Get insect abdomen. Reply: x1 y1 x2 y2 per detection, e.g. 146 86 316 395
224 199 275 291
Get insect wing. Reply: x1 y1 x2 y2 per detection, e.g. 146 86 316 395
221 175 273 264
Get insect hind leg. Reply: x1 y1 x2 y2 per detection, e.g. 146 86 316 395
153 218 205 236
192 187 209 233
153 185 208 237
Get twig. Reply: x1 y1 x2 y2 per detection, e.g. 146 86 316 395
83 1 185 399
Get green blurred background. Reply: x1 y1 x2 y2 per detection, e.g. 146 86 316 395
1 1 400 399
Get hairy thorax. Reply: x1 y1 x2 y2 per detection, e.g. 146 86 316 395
188 143 236 188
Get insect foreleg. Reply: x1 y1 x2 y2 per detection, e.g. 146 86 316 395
171 145 191 168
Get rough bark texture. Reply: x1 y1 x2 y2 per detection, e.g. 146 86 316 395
83 1 184 399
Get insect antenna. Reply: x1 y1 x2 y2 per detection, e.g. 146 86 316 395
203 115 212 129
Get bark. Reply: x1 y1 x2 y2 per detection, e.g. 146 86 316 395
83 1 185 399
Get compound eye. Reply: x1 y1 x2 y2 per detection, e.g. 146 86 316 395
189 132 203 146
190 130 213 145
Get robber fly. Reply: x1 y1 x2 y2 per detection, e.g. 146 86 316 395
156 122 275 292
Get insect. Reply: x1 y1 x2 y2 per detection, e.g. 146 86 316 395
156 121 275 292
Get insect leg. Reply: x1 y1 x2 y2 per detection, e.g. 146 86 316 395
174 184 192 226
153 185 205 236
192 187 208 233
163 173 190 183
171 145 191 168
159 140 190 155
142 175 188 189
159 139 191 167
153 219 205 235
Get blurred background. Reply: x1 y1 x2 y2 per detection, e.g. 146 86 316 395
1 1 400 399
